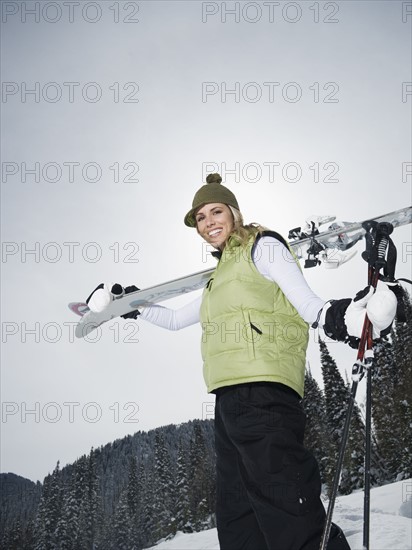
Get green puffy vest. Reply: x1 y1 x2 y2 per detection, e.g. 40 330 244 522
200 231 309 396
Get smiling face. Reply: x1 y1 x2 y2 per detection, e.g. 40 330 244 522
195 203 235 250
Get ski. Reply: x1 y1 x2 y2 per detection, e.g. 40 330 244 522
68 302 90 317
70 206 411 338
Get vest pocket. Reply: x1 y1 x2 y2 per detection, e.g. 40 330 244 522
242 310 261 360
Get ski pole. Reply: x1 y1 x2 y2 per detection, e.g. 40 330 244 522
362 222 393 550
319 378 360 550
363 359 372 550
319 222 392 550
319 295 373 550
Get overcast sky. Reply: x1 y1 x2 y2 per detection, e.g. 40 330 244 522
1 0 411 482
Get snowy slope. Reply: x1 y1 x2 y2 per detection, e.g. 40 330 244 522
148 479 412 550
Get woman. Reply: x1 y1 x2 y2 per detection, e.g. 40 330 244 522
88 173 397 550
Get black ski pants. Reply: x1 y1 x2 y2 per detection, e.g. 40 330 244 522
214 382 350 550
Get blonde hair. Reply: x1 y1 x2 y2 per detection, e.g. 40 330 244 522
227 206 267 248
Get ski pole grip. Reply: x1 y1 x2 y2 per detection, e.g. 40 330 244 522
374 222 393 272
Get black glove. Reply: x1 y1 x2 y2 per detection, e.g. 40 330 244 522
321 298 358 347
321 282 397 349
121 285 141 319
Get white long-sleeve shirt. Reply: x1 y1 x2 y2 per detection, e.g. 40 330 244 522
139 236 326 330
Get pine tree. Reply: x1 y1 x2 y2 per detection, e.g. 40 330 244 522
34 474 50 549
138 461 154 548
9 519 23 550
35 462 62 549
370 288 412 482
319 340 365 495
370 336 398 481
196 497 210 531
127 456 139 518
127 456 140 549
152 431 175 541
112 490 130 550
175 439 191 532
54 453 100 550
55 457 86 549
391 287 412 478
302 367 331 485
188 421 209 530
24 518 36 550
72 455 89 547
0 526 10 550
84 449 99 549
55 476 79 550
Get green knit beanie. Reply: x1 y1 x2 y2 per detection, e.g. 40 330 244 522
184 173 240 227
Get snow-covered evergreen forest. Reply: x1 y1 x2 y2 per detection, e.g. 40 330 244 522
1 289 410 550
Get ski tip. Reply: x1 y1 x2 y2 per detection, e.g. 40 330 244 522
68 302 90 317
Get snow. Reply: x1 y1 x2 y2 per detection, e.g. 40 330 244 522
148 479 412 550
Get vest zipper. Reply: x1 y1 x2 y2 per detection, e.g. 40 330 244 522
206 278 214 291
250 322 263 335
